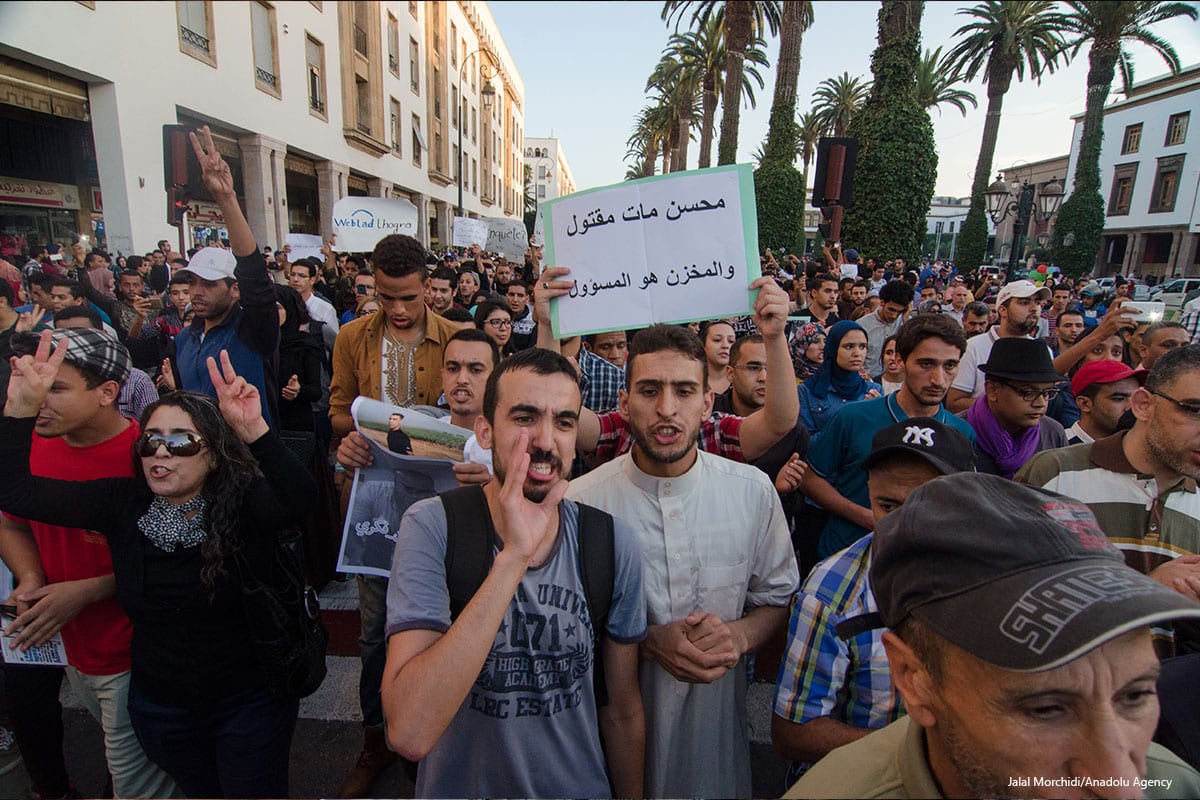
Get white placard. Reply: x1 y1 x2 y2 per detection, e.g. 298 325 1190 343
485 217 529 262
452 216 490 249
544 164 760 338
285 233 324 264
332 197 419 252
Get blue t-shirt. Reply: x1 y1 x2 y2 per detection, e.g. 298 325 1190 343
385 497 647 799
806 393 976 557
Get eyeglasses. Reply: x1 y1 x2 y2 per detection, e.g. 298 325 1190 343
138 432 206 457
998 381 1062 403
1149 389 1200 418
732 362 767 374
486 319 513 329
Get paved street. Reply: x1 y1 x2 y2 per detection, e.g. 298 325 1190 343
57 577 791 799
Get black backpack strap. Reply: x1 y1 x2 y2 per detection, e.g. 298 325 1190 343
440 484 494 620
577 502 615 707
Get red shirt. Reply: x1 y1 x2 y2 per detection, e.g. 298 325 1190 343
3 422 139 675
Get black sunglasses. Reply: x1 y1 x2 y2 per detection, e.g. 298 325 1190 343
138 432 206 457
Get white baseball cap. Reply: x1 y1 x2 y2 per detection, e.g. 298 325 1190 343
996 279 1050 306
177 247 237 281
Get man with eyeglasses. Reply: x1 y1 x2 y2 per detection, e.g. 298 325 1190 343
967 337 1067 479
714 334 810 528
1018 345 1200 653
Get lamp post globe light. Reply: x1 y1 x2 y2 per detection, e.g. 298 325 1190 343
458 48 498 218
985 168 1064 272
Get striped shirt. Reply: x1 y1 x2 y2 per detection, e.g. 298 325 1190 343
773 534 902 779
1016 432 1200 652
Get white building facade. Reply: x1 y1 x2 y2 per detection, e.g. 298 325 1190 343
0 0 525 259
1061 64 1199 278
523 136 576 205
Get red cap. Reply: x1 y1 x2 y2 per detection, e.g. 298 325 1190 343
1070 359 1147 397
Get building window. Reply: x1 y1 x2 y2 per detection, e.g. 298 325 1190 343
471 107 477 143
251 2 280 96
470 54 476 91
452 144 459 180
1121 123 1142 154
1107 163 1138 216
409 38 419 94
435 131 443 172
472 158 477 194
408 0 417 19
450 23 457 68
412 115 423 167
537 185 546 199
537 165 547 180
352 1 370 57
1149 155 1184 213
176 0 216 66
390 98 402 156
306 35 326 116
433 66 442 120
1166 112 1189 146
356 77 371 134
451 86 458 128
387 14 399 75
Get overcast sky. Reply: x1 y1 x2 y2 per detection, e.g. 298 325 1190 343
490 0 1200 196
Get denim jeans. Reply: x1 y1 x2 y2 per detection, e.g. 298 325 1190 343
128 683 298 799
357 574 388 729
66 667 178 798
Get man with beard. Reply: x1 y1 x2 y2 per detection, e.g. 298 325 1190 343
1017 345 1200 653
380 348 647 798
173 126 279 425
785 474 1200 799
947 280 1050 413
799 315 975 562
567 324 799 799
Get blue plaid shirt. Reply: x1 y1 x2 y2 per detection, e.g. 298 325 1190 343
578 347 623 413
773 533 902 781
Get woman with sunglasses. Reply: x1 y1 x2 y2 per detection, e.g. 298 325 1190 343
0 334 316 799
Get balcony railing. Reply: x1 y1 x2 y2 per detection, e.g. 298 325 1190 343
388 54 398 72
310 96 325 113
180 25 210 52
353 24 368 56
256 67 277 89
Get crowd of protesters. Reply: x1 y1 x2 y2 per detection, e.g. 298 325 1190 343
0 125 1198 800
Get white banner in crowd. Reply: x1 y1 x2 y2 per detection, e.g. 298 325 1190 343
451 216 490 249
543 164 760 339
331 197 419 252
284 233 324 264
485 217 529 262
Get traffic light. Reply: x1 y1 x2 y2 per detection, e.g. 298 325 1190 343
167 188 190 227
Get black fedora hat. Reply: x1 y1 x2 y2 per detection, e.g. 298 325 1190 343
980 337 1067 384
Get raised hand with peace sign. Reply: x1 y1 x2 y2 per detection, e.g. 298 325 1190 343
205 349 270 444
4 330 68 418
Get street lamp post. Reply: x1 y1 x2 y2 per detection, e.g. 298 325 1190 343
457 48 497 218
985 169 1064 273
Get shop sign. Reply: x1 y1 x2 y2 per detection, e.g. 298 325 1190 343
0 176 81 209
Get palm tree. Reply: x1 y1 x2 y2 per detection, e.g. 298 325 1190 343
1052 0 1198 273
625 102 673 178
917 46 978 116
663 1 783 165
811 72 871 136
945 1 1071 267
647 43 703 172
761 0 814 163
796 109 824 186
